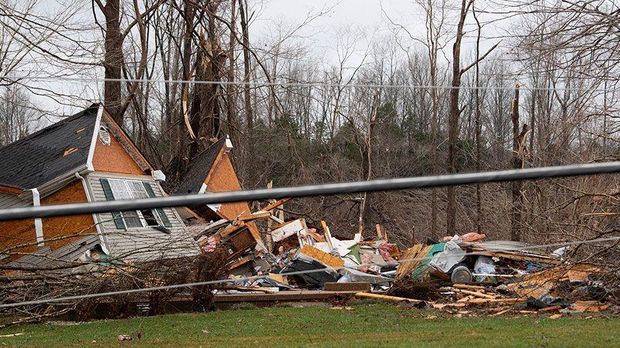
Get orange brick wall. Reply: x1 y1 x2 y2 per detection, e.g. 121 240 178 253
0 218 37 260
0 181 95 261
205 154 252 220
205 154 261 243
92 130 145 175
41 180 96 250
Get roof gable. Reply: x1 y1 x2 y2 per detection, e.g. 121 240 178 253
93 118 147 175
173 137 227 195
0 104 100 190
98 111 153 173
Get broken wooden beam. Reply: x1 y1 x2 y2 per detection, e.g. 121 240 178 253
324 282 371 292
212 290 358 303
355 292 422 304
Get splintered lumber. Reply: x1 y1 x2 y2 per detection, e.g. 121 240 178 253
572 301 611 313
507 264 601 299
466 298 526 304
490 308 511 316
271 219 307 243
299 244 344 269
324 282 371 292
237 211 272 222
307 229 325 242
375 224 383 240
263 198 290 212
321 221 335 250
453 284 486 291
355 292 422 304
228 255 253 270
396 244 434 278
456 289 497 299
457 296 474 303
430 302 466 309
540 305 562 312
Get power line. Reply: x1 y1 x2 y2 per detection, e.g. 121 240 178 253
7 75 620 92
1 236 618 309
0 162 618 221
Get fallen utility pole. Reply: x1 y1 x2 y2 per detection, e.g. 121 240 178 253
0 162 618 221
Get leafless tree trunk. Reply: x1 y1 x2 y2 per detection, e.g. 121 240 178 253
473 3 482 234
446 0 471 234
98 0 124 124
239 0 254 182
511 83 527 241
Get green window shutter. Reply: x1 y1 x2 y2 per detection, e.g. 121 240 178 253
99 178 126 230
143 182 172 227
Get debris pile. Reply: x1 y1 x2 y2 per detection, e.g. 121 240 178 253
1 197 615 321
190 199 616 316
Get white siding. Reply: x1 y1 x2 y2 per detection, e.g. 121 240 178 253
85 172 199 261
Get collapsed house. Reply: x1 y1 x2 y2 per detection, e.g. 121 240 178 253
0 105 614 317
0 104 199 266
168 137 264 260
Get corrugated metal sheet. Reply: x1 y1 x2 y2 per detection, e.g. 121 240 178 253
86 172 199 261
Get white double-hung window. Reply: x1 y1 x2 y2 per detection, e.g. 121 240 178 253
100 178 171 230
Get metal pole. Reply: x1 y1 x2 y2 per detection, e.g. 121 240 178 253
0 162 618 221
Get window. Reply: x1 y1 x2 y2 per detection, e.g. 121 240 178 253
100 178 171 230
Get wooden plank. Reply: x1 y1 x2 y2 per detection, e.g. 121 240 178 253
375 224 383 239
263 198 290 212
228 255 253 270
355 292 422 304
324 282 371 292
453 284 487 291
215 222 250 241
271 219 306 243
212 290 359 303
299 244 344 269
321 220 334 250
457 289 496 299
466 298 526 304
237 211 272 221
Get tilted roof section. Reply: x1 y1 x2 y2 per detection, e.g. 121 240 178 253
173 137 227 195
0 104 99 190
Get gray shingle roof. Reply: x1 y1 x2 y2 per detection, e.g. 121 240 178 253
6 235 100 271
173 137 227 195
0 104 99 190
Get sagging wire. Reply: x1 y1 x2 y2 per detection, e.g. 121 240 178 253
1 235 618 309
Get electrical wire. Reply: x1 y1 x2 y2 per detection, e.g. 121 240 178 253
7 75 620 92
1 235 618 309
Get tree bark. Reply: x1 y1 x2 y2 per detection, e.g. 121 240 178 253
239 0 254 182
511 83 526 241
446 0 469 234
101 0 124 124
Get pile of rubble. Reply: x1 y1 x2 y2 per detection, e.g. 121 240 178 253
190 198 617 316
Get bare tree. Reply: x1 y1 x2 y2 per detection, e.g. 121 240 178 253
446 0 498 234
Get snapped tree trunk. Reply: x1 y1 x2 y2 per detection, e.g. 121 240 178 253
102 0 124 124
511 83 527 241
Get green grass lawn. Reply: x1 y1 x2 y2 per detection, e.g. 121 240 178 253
0 303 618 347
